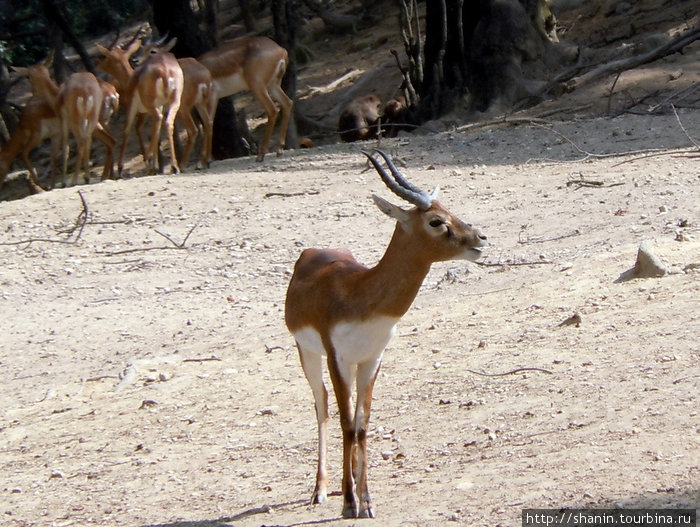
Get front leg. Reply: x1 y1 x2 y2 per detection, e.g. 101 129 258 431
355 359 381 519
326 352 359 518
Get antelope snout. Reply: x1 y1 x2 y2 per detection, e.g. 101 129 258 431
474 228 488 247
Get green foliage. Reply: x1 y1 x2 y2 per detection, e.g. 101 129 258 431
0 0 150 66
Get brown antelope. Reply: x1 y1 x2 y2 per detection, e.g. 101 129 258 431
338 95 381 143
96 41 184 175
285 150 488 518
0 96 59 192
197 36 293 161
13 61 117 187
173 57 215 168
140 37 216 169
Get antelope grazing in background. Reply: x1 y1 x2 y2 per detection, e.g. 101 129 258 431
285 150 488 518
14 60 117 187
0 96 59 192
96 41 184 176
197 36 293 161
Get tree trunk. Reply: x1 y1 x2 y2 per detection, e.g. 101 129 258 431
416 0 571 118
150 0 250 159
272 0 299 149
40 0 95 74
203 0 220 46
46 13 69 84
0 56 14 142
150 0 211 56
238 0 257 33
419 0 448 119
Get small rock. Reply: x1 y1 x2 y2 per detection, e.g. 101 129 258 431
634 241 669 277
615 241 670 282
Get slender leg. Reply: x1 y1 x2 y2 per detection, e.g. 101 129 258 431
134 114 148 163
83 132 94 184
355 359 381 519
93 125 115 180
164 104 180 174
60 118 70 187
178 110 197 169
297 345 329 504
326 351 359 518
269 83 292 155
118 103 139 177
147 111 164 174
195 98 214 169
250 86 279 162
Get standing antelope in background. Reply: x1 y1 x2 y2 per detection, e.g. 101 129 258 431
197 36 293 161
285 150 488 518
0 96 59 192
140 37 216 169
96 41 183 176
13 61 117 187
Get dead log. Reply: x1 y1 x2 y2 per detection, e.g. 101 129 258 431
568 24 700 91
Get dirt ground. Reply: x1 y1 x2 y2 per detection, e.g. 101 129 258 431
1 1 699 526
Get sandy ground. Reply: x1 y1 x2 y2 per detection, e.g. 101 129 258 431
1 1 699 526
1 109 699 526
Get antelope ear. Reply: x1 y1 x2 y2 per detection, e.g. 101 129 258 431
430 185 440 201
372 194 409 223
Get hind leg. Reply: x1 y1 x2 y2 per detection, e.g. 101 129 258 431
297 344 329 504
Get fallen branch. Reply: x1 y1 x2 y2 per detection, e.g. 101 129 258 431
671 104 699 149
568 24 700 91
0 191 89 247
264 189 320 199
307 69 362 96
465 367 553 377
610 147 698 167
476 259 553 267
518 229 581 244
182 355 222 363
566 177 625 189
56 190 90 240
83 375 119 382
154 222 199 248
102 223 199 256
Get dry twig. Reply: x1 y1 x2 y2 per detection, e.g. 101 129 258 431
464 367 553 377
518 229 581 244
264 190 320 199
0 191 89 247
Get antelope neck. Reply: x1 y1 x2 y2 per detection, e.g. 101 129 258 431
359 223 432 319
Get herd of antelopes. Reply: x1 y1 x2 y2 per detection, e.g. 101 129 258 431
0 30 411 194
1 31 489 521
0 33 292 192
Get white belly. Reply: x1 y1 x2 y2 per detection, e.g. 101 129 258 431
214 73 249 98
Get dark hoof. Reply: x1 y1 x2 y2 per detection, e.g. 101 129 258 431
342 503 359 519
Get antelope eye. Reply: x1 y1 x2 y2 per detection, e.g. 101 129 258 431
429 218 444 228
